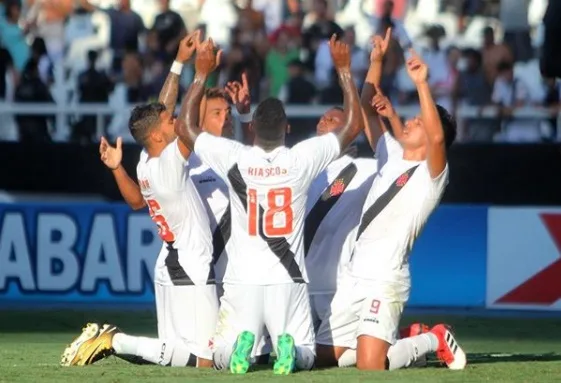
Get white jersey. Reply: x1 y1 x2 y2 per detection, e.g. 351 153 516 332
349 159 449 286
305 154 377 295
189 153 230 283
375 131 404 171
136 140 213 286
194 131 341 285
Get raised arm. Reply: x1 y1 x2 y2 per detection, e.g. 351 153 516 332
175 40 222 151
362 29 392 150
371 85 404 140
225 72 254 144
100 137 146 210
406 51 447 178
159 31 199 115
329 35 364 149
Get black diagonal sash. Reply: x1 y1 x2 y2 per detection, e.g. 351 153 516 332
304 162 358 255
211 203 231 264
356 165 419 240
227 164 304 282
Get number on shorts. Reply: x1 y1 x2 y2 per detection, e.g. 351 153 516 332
247 187 294 237
370 299 381 314
146 199 175 242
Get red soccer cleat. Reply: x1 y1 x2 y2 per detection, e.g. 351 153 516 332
430 324 467 370
399 323 429 339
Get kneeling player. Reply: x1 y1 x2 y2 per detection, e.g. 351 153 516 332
315 51 466 371
61 32 218 368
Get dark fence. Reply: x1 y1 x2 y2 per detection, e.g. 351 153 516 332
3 142 561 205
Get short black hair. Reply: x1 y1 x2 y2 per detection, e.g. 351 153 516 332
128 102 166 145
435 104 456 148
252 98 287 143
205 87 227 100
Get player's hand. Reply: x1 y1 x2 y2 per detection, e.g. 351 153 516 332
176 30 201 63
225 72 251 114
195 39 222 76
370 28 392 63
328 34 351 72
99 136 122 170
405 49 428 84
371 86 396 118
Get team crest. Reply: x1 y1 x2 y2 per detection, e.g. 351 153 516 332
396 173 409 187
330 179 345 196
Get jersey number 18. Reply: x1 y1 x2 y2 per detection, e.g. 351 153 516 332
248 187 293 237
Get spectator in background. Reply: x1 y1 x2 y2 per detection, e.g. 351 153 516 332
0 0 30 74
0 47 17 141
540 0 561 79
80 0 145 75
14 58 54 143
542 77 560 141
226 27 263 101
302 0 343 71
199 0 238 50
423 25 455 111
265 28 300 97
492 60 539 142
481 26 513 87
280 59 316 104
25 0 73 64
365 0 411 50
454 48 496 142
121 51 146 103
153 0 186 64
499 0 533 63
73 50 113 144
314 26 368 89
30 37 52 85
319 68 343 104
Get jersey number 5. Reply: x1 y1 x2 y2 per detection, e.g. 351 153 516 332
248 187 293 237
146 199 175 242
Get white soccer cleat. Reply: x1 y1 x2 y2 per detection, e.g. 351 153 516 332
430 324 467 370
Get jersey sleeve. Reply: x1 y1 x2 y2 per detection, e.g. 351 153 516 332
156 139 190 190
194 132 244 179
420 161 449 200
291 133 341 184
375 131 403 169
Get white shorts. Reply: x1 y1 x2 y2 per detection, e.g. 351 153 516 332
316 276 409 349
155 283 219 360
309 292 334 331
213 283 315 356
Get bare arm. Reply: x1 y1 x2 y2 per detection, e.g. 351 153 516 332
327 35 364 149
408 54 447 178
361 29 392 150
100 137 145 210
175 40 221 151
112 165 146 210
371 88 405 140
159 72 181 115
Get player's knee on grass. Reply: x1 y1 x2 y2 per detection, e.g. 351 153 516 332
197 357 214 368
315 344 346 367
356 335 390 371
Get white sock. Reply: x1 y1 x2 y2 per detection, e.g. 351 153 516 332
387 333 438 370
113 334 193 366
295 346 315 371
213 346 232 370
338 349 357 367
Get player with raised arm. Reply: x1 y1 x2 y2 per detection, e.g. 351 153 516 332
314 51 466 371
174 36 364 374
61 31 219 369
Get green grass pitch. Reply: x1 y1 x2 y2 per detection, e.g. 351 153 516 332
1 309 561 382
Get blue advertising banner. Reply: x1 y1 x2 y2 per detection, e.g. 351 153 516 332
0 203 488 307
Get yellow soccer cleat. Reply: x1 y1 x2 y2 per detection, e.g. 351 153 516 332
60 323 121 366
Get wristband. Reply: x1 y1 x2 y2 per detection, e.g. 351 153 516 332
239 113 252 123
170 61 184 75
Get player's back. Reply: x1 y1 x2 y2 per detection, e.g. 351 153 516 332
136 141 213 286
194 131 341 286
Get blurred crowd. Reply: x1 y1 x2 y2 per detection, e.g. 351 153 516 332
0 0 560 144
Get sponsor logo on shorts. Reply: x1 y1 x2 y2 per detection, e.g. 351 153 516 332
363 317 379 324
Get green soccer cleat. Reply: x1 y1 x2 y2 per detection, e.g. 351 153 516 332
229 331 255 374
273 333 296 375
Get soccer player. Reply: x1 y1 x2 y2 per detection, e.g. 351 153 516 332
314 51 466 371
61 31 219 369
305 28 400 328
174 36 364 374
